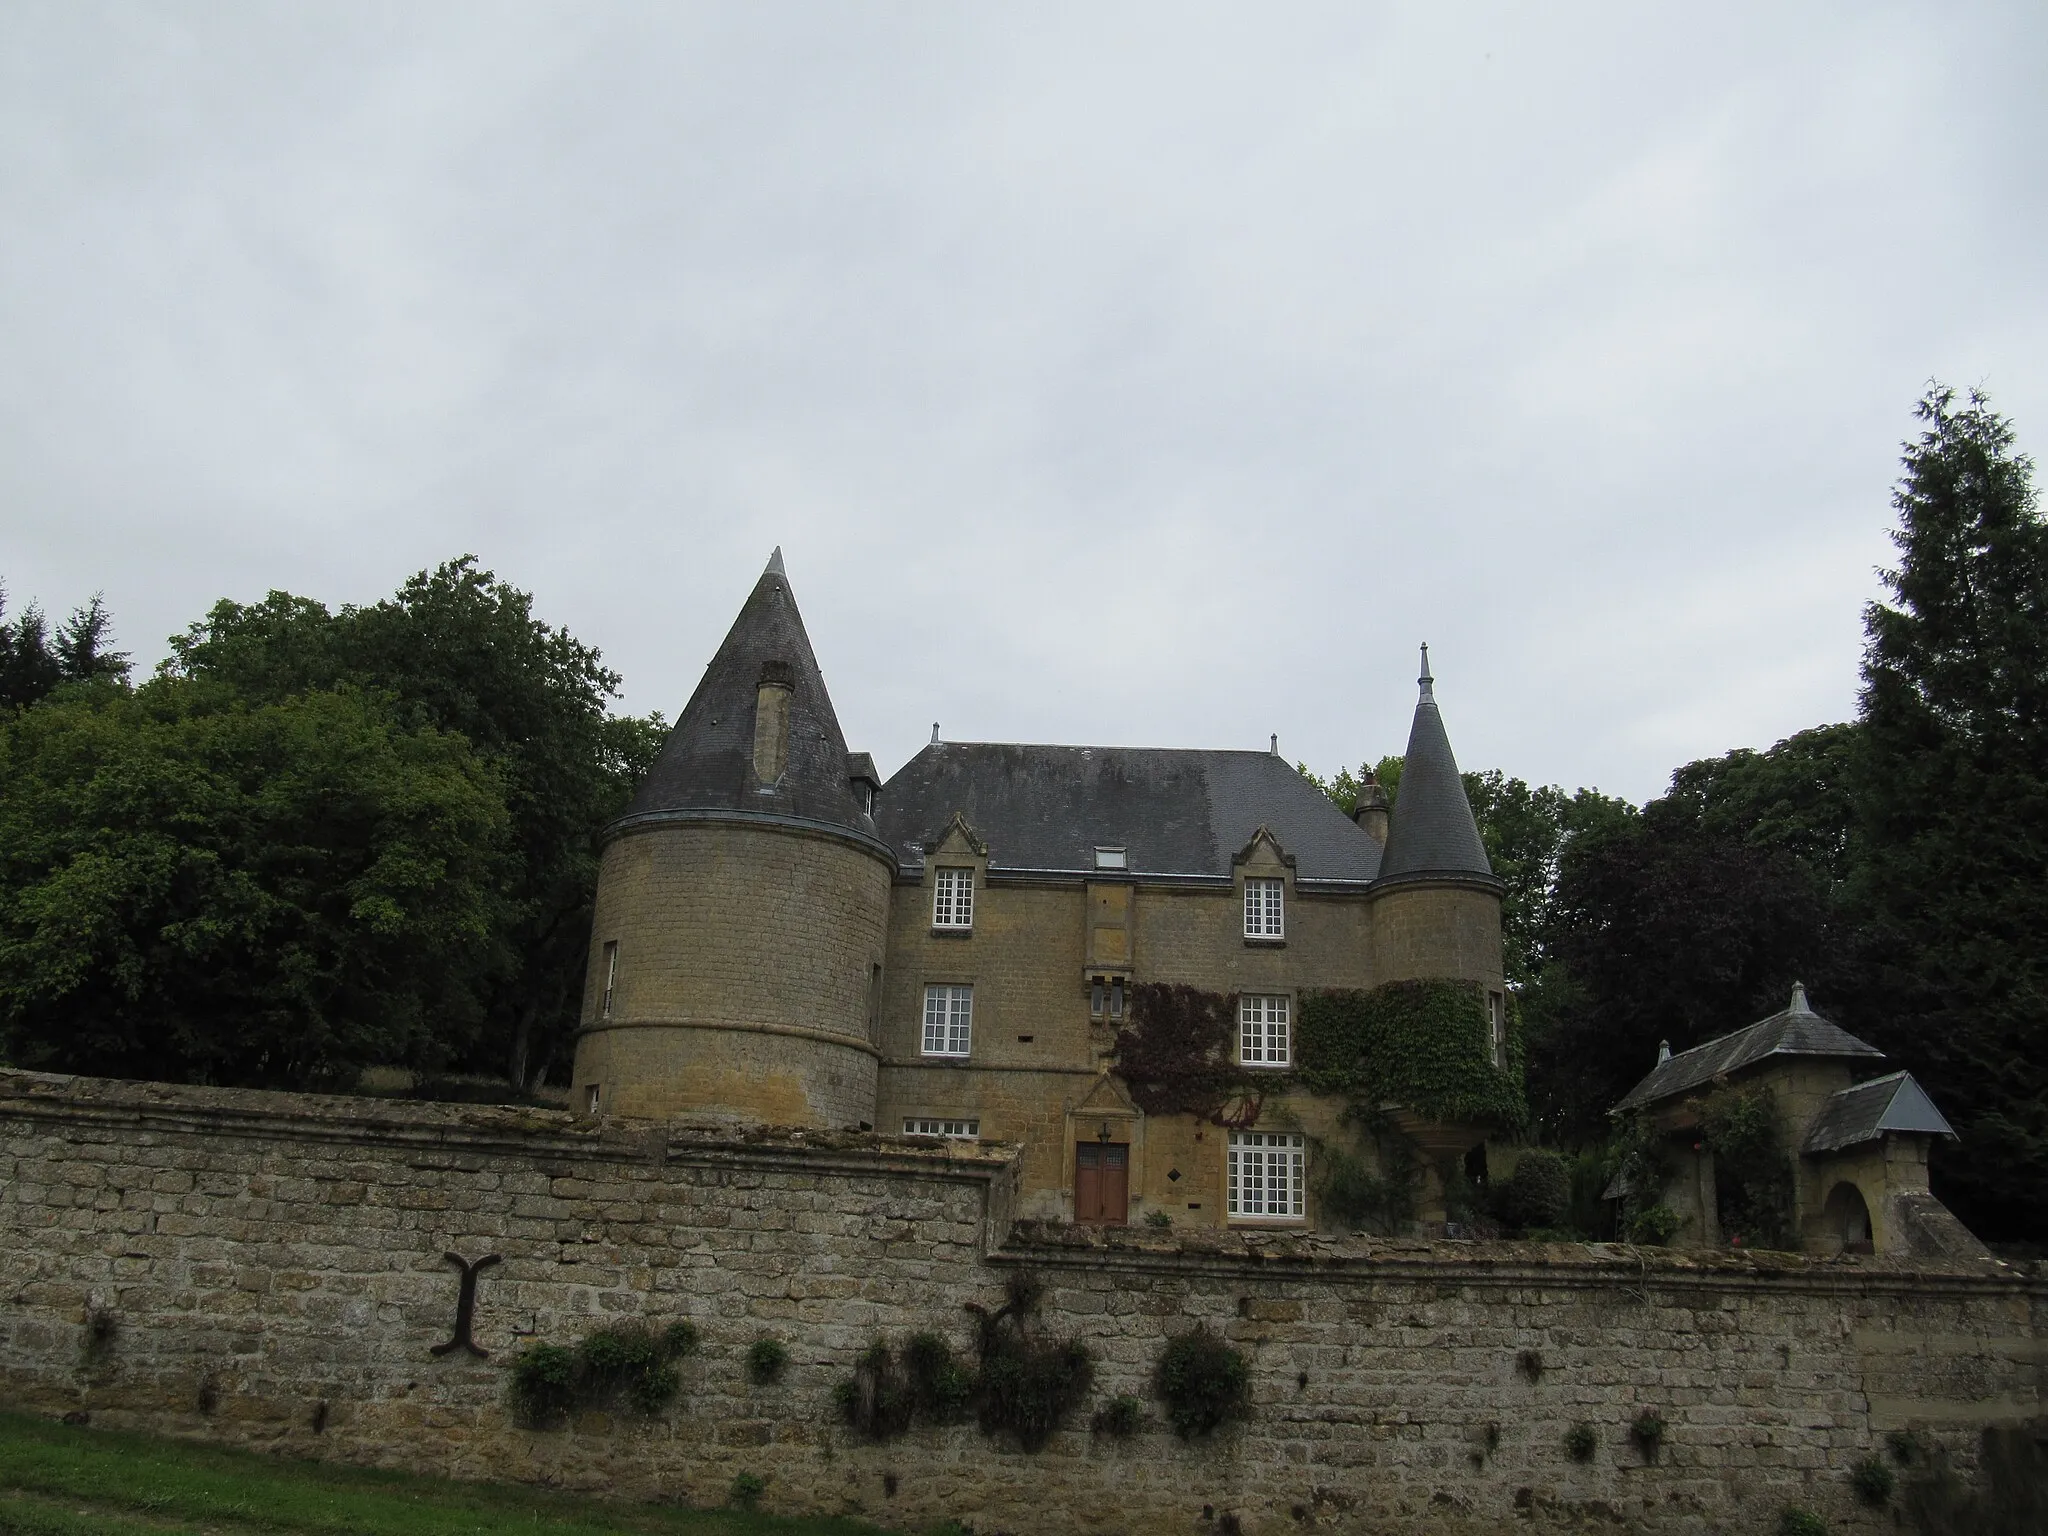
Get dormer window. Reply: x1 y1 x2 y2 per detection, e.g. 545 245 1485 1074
1093 846 1127 870
1243 877 1284 939
933 867 974 930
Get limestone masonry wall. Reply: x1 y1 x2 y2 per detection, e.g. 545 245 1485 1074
1 1070 2042 1536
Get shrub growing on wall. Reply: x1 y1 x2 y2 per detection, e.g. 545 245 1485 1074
1155 1326 1251 1439
967 1272 1094 1452
507 1320 698 1428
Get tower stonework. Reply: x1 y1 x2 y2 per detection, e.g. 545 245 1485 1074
571 551 893 1128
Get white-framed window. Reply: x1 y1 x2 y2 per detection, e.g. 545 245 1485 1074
1243 877 1284 939
1488 991 1507 1069
1094 846 1127 870
1240 994 1291 1066
933 867 974 929
922 984 973 1057
600 940 619 1019
585 1084 601 1114
1227 1131 1305 1222
903 1117 980 1139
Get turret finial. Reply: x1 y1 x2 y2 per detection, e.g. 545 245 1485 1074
931 722 941 745
1418 643 1434 702
765 547 786 578
1789 981 1812 1015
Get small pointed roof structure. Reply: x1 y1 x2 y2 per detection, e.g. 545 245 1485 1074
617 551 876 840
1375 644 1497 888
1802 1071 1957 1155
1612 983 1886 1114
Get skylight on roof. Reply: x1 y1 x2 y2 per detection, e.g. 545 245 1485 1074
1094 847 1127 870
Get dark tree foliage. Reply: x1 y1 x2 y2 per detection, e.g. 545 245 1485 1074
165 558 664 1088
0 586 130 709
1852 387 2048 1241
1524 797 1834 1139
0 677 511 1086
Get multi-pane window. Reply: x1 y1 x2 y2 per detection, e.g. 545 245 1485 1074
1243 877 1284 939
922 984 973 1056
1227 1131 1305 1221
600 941 619 1019
1240 995 1291 1066
904 1117 980 1139
933 867 974 929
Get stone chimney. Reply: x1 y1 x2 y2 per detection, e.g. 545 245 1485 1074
1352 770 1391 845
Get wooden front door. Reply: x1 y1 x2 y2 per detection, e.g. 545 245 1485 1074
1075 1141 1129 1225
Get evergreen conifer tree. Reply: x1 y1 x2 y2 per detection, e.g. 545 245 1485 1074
1856 386 2048 1240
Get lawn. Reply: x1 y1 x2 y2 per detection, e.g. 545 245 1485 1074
0 1413 936 1536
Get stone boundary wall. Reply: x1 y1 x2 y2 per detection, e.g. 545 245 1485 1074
0 1069 2042 1535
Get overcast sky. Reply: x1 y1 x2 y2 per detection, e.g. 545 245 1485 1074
3 4 2043 803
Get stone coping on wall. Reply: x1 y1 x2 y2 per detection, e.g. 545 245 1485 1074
999 1216 2047 1294
0 1067 1020 1183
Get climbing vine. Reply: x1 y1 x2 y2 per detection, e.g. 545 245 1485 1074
1295 981 1526 1129
1109 983 1263 1126
1700 1087 1794 1250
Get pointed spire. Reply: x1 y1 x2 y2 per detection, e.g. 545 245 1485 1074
620 554 872 837
1789 982 1812 1015
1375 647 1497 888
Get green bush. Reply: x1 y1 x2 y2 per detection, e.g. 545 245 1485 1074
1496 1150 1570 1231
1144 1207 1173 1229
507 1320 699 1428
1777 1508 1827 1536
1629 1409 1667 1461
1627 1204 1680 1246
1852 1452 1896 1506
729 1471 766 1509
1155 1327 1251 1439
746 1337 789 1386
1312 1134 1418 1234
508 1343 576 1429
1564 1422 1597 1462
1092 1394 1145 1438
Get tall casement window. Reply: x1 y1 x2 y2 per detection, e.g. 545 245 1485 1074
1227 1131 1305 1222
932 867 975 930
1243 877 1284 939
1239 995 1291 1066
1488 991 1507 1069
922 984 973 1057
599 941 619 1020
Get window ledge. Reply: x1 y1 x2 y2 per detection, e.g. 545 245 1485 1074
1242 937 1287 948
930 927 974 939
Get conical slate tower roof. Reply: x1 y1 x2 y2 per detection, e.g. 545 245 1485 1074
1376 645 1497 887
618 550 874 839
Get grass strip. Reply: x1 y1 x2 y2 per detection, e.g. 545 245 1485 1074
0 1413 906 1536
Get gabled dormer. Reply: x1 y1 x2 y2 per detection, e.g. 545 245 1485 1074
921 813 988 936
1232 826 1296 946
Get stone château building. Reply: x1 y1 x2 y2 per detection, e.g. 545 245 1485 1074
571 551 1508 1228
570 552 1968 1252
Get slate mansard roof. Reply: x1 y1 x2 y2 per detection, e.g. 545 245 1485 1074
1612 984 1885 1114
878 743 1385 886
617 550 879 844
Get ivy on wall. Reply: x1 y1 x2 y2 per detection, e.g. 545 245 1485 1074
1109 983 1263 1126
1700 1087 1794 1250
1111 979 1528 1133
1295 981 1527 1130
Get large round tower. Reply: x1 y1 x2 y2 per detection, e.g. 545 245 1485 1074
1368 646 1505 996
571 550 894 1128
